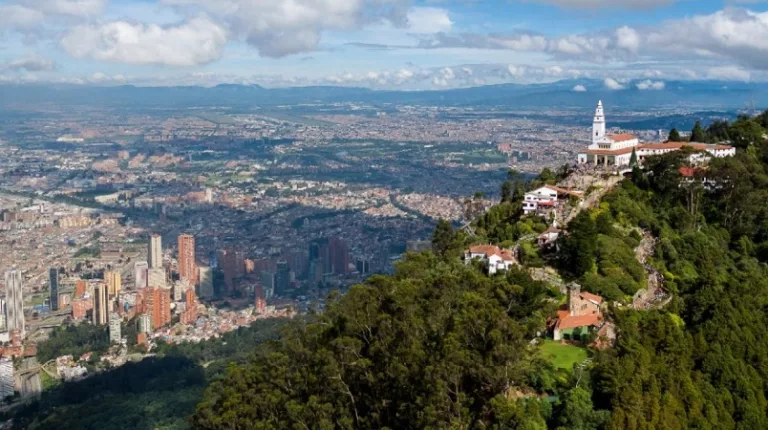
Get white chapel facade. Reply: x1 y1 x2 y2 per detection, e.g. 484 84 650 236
578 101 735 167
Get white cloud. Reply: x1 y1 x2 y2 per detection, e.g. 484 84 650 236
507 65 525 78
636 80 665 90
544 65 564 76
33 0 106 17
394 68 414 80
412 8 768 77
615 26 640 52
407 7 452 34
643 69 663 78
707 66 751 81
432 76 449 87
573 84 587 92
604 78 625 90
2 56 56 72
0 5 44 31
0 0 106 34
60 17 228 66
643 8 768 69
161 0 411 57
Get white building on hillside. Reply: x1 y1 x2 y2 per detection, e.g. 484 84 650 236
523 185 584 216
464 245 517 275
577 101 736 167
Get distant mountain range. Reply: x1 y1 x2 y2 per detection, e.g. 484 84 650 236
2 79 766 110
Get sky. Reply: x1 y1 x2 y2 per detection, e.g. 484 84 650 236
2 0 768 89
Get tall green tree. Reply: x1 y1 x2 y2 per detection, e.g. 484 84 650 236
668 128 683 142
729 116 765 148
432 219 461 257
690 120 708 142
629 148 638 167
501 181 513 203
706 120 730 142
531 168 556 188
559 211 598 276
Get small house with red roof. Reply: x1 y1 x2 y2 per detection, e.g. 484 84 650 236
553 283 604 342
464 244 517 275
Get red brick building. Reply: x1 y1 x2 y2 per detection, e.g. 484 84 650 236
142 287 171 329
75 280 87 298
178 234 198 286
180 289 198 325
72 298 93 320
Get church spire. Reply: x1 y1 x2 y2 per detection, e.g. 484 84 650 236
592 100 606 145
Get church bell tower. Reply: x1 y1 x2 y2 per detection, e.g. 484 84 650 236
593 100 606 145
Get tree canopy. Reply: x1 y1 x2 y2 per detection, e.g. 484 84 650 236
193 254 558 429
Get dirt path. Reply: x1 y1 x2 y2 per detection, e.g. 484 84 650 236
632 232 670 310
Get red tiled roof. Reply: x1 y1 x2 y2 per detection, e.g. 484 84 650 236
468 245 501 255
609 133 637 142
556 313 602 330
580 292 603 305
679 167 696 177
640 142 733 151
499 251 516 262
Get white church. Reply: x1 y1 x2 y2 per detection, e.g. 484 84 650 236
577 101 735 167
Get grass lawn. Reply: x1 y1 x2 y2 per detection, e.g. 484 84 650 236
539 339 589 370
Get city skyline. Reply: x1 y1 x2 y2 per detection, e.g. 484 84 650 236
1 1 768 88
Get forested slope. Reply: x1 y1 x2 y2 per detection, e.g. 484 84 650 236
194 113 768 429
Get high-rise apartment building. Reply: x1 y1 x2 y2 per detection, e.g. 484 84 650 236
104 270 121 297
173 279 191 302
217 248 244 294
0 357 14 400
92 282 108 325
180 288 198 325
178 234 197 286
356 259 371 275
148 233 163 269
109 312 121 344
49 268 60 311
74 279 87 298
275 261 291 295
329 237 350 275
0 299 6 331
134 261 149 289
138 313 152 333
148 267 166 289
198 266 214 299
4 270 24 336
309 239 332 274
144 287 171 329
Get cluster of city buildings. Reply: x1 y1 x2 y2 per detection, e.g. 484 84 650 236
70 232 201 344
